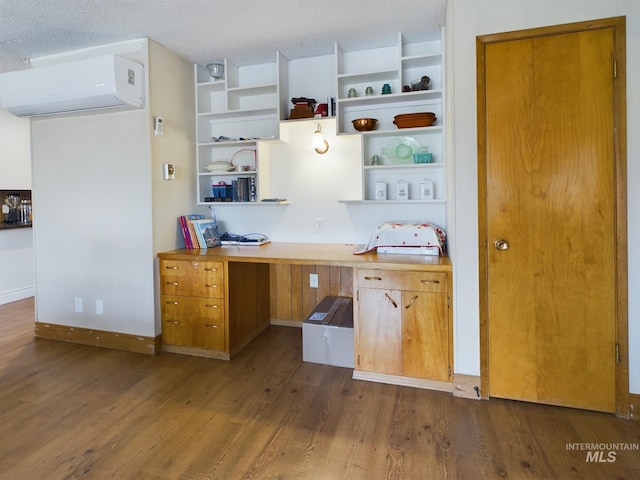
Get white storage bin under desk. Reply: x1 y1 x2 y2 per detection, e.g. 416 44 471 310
302 296 354 368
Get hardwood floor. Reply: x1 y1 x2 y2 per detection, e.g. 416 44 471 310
0 298 638 480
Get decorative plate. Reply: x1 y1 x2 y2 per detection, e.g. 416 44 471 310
383 137 423 164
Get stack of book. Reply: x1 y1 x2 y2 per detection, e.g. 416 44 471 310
205 177 256 203
178 214 221 249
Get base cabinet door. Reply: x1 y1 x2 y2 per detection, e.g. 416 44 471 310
402 290 449 381
356 288 402 375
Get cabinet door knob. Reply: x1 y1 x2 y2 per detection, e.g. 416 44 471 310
165 301 179 305
165 320 180 325
384 292 398 308
421 279 440 285
204 284 219 288
166 281 179 286
204 267 218 272
205 324 219 329
204 304 219 308
405 295 419 309
364 276 382 281
165 266 179 270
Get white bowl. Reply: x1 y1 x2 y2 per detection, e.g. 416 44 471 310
204 161 233 172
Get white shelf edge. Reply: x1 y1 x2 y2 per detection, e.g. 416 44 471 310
197 139 271 147
336 89 442 105
198 171 258 176
361 125 443 136
196 80 226 88
363 163 443 170
198 201 290 206
401 53 442 62
226 83 278 93
338 199 446 205
337 69 399 80
197 107 278 118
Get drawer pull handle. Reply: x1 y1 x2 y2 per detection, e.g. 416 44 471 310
204 284 219 288
165 266 179 270
421 279 440 285
166 281 179 286
364 276 382 281
204 304 219 309
384 293 398 308
204 267 218 272
165 320 180 325
205 324 219 329
165 301 179 305
405 295 419 309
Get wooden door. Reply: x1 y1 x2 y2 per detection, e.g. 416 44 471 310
477 18 628 413
355 288 402 375
402 290 449 381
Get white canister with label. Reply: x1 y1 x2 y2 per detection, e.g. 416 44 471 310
420 179 434 200
375 180 387 200
396 180 409 201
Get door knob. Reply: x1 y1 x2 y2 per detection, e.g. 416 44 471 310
494 238 509 251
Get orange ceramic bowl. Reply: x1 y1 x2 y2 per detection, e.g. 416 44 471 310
393 112 436 128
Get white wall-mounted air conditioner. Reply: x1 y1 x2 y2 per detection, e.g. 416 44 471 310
0 54 145 117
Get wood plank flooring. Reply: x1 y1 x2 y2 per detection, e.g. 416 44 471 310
0 298 638 479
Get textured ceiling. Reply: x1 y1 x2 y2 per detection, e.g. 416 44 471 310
0 0 447 73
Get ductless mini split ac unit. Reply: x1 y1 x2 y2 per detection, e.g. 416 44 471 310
0 54 145 117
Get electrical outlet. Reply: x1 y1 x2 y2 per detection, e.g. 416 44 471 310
309 273 319 288
75 297 83 313
315 218 324 232
96 299 104 315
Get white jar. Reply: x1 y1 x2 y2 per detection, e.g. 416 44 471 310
375 180 387 200
396 180 408 201
420 180 434 200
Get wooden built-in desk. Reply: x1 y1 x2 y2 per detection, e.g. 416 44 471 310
158 242 451 270
157 243 453 391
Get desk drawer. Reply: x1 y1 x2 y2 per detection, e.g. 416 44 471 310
356 269 448 293
161 275 224 298
160 260 223 279
162 295 225 350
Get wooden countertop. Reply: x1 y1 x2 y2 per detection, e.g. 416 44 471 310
158 242 452 271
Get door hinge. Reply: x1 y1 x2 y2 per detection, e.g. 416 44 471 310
448 366 452 378
614 59 617 79
616 343 621 363
357 354 360 366
447 295 450 308
356 290 359 302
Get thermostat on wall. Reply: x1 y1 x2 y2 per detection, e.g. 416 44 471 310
153 116 164 136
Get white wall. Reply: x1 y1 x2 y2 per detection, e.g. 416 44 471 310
449 0 640 393
0 109 34 304
0 109 31 188
148 40 196 253
30 39 194 337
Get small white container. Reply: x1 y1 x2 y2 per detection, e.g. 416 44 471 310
375 180 387 200
396 180 409 201
420 180 434 200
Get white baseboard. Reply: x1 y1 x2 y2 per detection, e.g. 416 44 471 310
0 286 35 305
